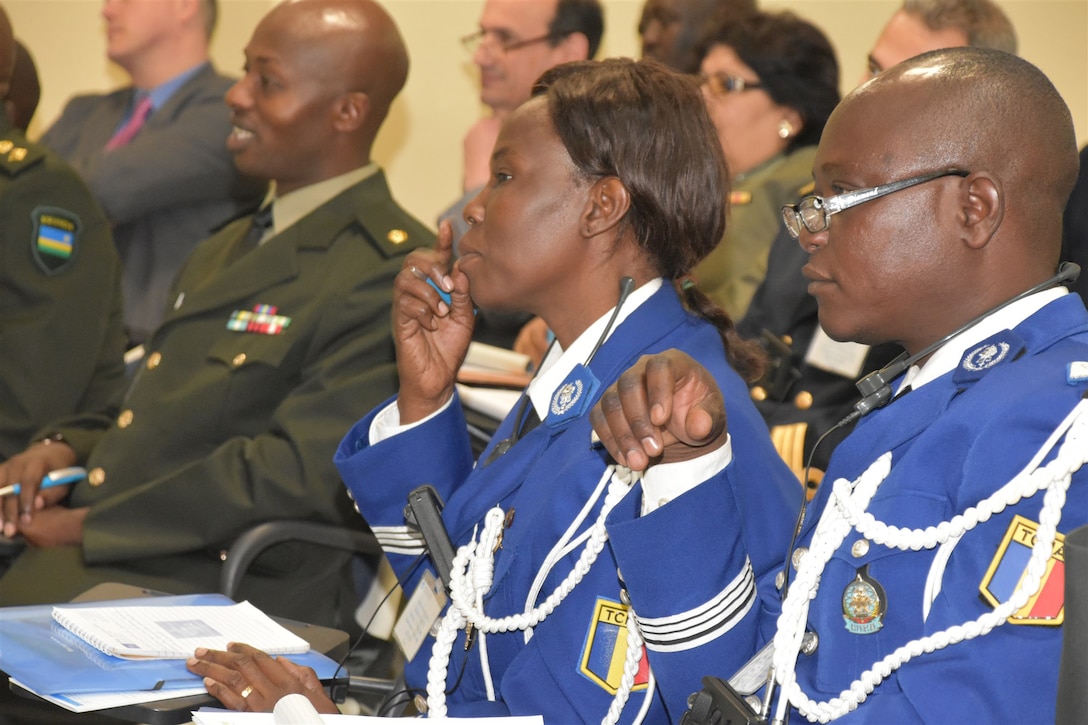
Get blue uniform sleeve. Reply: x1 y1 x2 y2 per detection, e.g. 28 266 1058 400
607 473 769 719
334 392 475 591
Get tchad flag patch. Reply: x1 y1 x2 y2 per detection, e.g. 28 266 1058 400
980 515 1065 625
579 597 650 695
32 206 80 274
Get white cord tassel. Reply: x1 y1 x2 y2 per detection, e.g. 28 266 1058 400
772 400 1088 723
603 604 647 725
426 465 650 722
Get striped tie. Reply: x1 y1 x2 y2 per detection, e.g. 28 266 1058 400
105 95 153 151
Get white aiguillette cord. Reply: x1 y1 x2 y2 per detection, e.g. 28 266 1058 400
771 398 1088 723
425 465 651 724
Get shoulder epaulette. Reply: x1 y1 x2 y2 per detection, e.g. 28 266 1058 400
359 202 434 258
0 138 46 177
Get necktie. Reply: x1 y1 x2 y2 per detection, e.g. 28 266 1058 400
519 405 543 437
244 204 275 248
226 205 274 266
105 95 154 151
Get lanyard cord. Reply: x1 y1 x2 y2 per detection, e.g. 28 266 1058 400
772 398 1088 723
425 465 650 724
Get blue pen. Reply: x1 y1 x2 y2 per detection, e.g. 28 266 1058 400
426 276 452 306
426 276 478 316
0 466 87 497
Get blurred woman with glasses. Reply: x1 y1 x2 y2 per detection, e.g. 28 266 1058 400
692 10 840 321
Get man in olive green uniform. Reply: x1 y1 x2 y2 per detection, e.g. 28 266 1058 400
0 6 126 465
0 0 431 632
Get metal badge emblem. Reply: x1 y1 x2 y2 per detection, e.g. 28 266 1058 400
842 564 887 634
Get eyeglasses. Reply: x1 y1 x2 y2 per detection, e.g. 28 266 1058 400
699 73 763 96
781 169 970 239
461 29 558 55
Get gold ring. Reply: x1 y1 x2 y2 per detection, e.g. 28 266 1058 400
239 685 254 699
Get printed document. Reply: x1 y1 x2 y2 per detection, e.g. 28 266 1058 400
52 601 309 659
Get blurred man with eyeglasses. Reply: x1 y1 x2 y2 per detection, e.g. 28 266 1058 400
864 0 1016 82
438 0 602 348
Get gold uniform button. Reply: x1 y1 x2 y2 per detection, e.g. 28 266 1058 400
146 352 162 370
851 539 870 558
791 546 808 570
387 229 408 244
794 390 814 410
751 386 767 401
232 353 247 368
117 409 134 428
782 335 793 346
88 467 106 487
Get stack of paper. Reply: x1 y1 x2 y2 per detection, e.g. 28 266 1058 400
51 600 309 659
457 341 533 390
0 593 337 714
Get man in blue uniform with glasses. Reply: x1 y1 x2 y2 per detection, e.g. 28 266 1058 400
595 47 1088 724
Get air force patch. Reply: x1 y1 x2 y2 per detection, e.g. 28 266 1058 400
980 515 1065 625
579 597 650 695
31 206 80 274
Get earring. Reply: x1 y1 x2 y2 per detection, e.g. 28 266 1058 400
778 119 793 139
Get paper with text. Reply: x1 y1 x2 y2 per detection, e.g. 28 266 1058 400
51 601 309 659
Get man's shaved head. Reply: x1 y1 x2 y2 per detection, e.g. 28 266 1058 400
265 0 408 142
856 46 1078 255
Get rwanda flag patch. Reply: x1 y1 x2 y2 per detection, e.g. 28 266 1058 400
32 206 80 274
980 515 1065 625
579 597 650 694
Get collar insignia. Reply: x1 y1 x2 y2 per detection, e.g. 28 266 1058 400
953 330 1025 384
547 363 600 427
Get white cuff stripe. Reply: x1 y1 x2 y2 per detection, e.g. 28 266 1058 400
637 559 755 648
644 595 755 653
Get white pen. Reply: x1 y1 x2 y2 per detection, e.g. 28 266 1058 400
0 466 87 497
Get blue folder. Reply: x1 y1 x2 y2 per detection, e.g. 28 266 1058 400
0 593 339 695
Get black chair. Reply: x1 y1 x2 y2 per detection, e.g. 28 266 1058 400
218 520 382 600
218 520 415 715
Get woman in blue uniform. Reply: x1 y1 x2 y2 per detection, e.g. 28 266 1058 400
189 58 799 722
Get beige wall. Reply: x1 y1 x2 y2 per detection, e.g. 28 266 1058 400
7 0 1087 227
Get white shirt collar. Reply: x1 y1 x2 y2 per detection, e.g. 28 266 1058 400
527 279 663 419
903 288 1067 392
